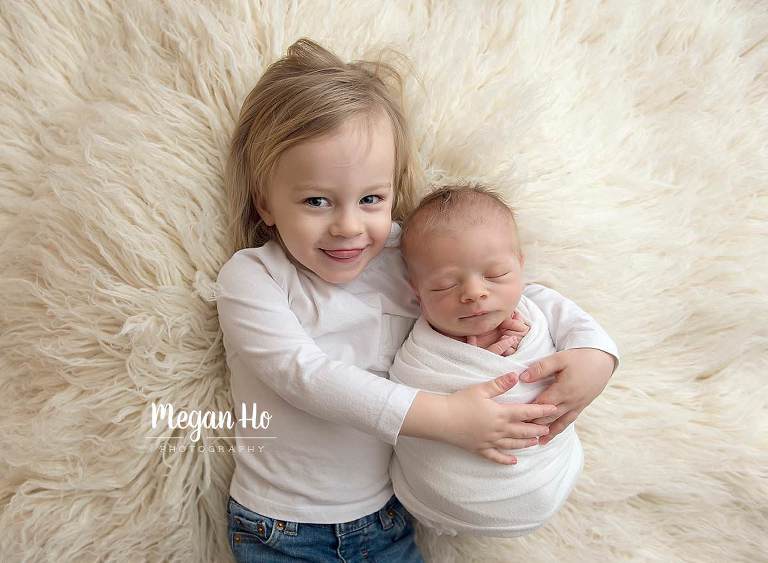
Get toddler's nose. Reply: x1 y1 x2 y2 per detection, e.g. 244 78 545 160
330 210 364 238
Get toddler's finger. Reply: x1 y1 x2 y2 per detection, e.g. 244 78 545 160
531 387 565 409
529 415 559 425
496 437 540 449
484 449 517 465
538 411 578 445
507 422 551 439
505 402 558 422
486 372 519 397
520 355 566 383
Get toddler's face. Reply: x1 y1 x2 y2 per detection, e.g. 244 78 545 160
257 112 395 284
407 221 524 337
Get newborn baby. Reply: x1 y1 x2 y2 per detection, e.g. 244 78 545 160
389 184 584 537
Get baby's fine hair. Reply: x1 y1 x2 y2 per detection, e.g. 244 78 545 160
400 183 521 264
224 38 423 253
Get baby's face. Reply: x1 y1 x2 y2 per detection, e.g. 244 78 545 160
407 221 524 338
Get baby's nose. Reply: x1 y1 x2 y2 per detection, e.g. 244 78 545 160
460 279 488 302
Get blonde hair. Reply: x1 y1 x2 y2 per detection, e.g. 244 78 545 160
400 183 521 266
224 38 423 254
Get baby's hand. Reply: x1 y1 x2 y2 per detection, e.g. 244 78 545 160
498 311 529 337
477 333 520 356
466 311 530 356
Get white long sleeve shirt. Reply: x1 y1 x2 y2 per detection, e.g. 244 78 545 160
215 222 619 523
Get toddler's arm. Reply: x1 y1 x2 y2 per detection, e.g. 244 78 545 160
401 377 557 464
217 255 555 462
520 283 619 443
216 256 416 446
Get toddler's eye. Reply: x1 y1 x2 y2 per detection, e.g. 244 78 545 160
304 197 330 208
487 272 510 279
360 194 384 205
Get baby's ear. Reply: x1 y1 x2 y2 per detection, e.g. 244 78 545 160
407 277 420 304
518 251 526 269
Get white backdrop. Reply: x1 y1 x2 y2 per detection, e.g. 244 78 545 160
1 1 766 561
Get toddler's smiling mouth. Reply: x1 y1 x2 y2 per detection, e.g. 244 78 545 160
321 247 366 261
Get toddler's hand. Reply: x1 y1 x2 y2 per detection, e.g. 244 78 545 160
518 348 616 444
441 373 556 465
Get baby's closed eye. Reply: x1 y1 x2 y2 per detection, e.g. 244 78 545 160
430 280 456 291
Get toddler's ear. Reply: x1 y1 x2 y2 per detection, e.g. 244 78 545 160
254 194 275 226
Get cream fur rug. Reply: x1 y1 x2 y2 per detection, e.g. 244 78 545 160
1 1 766 561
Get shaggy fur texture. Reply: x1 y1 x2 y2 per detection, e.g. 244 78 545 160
1 1 766 561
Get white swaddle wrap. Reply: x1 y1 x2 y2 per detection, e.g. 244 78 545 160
389 295 583 537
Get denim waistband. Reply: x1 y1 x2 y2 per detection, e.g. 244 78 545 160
334 494 400 536
230 494 402 538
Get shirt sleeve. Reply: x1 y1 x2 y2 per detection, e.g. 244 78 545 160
523 283 620 371
215 256 420 446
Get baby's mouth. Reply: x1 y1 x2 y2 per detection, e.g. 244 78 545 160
460 311 489 319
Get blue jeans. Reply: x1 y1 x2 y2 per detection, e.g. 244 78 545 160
227 494 424 562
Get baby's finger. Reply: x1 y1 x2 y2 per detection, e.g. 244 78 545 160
502 329 527 339
498 314 526 331
501 341 521 356
489 336 518 355
467 334 478 347
503 319 529 333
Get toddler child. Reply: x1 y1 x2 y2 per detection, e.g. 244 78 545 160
390 184 600 537
216 38 619 562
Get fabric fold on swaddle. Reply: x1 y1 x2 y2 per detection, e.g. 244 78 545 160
389 295 583 537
